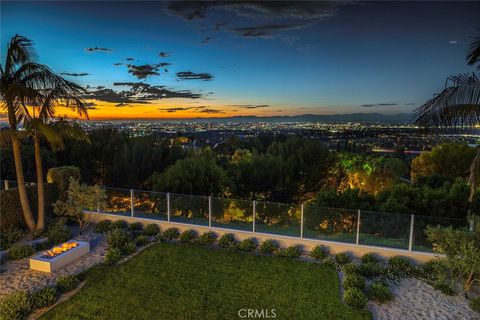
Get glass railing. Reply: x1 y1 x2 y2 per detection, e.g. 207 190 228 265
169 193 209 226
254 201 301 237
211 197 253 231
303 206 357 243
133 190 168 221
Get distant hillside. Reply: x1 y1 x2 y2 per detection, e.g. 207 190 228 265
189 113 413 123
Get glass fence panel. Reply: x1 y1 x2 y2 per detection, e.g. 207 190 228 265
413 215 469 252
133 190 167 221
359 210 410 249
0 180 19 190
170 193 209 226
104 187 131 216
211 197 253 231
303 206 357 243
254 201 301 237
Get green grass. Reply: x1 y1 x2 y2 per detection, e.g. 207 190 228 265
42 243 371 320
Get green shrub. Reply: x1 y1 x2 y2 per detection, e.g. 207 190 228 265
123 242 136 255
470 296 480 314
342 262 359 275
368 281 392 303
31 287 57 309
135 235 150 247
143 224 160 236
432 279 455 295
0 291 32 320
388 256 411 270
357 263 382 278
107 228 133 254
343 273 365 290
128 222 143 234
56 275 79 293
111 220 128 230
259 239 279 255
0 184 57 232
361 253 379 264
237 238 257 252
335 253 351 265
344 287 368 308
195 231 217 245
47 166 81 200
9 244 35 260
161 228 180 241
218 233 238 249
421 259 449 281
386 256 414 279
105 248 122 265
323 257 337 269
179 230 197 243
47 221 71 245
95 220 112 233
0 229 22 251
276 245 302 258
310 245 329 260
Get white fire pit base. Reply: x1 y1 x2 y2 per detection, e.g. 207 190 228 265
30 240 90 273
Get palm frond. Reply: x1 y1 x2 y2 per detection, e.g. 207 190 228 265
4 35 36 77
468 149 480 202
467 27 480 69
0 129 26 147
413 73 480 127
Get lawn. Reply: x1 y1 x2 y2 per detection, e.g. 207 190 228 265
42 243 371 320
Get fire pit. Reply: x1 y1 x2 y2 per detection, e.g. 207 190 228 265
30 240 90 273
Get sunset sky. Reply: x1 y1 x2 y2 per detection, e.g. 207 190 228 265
1 1 479 120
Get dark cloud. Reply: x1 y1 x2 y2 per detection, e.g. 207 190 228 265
215 22 227 31
158 62 171 67
176 71 214 81
127 64 161 79
86 82 202 104
84 102 97 109
113 63 123 66
201 36 212 43
239 104 270 109
361 103 398 108
198 108 225 114
85 47 112 52
115 103 131 107
158 107 195 113
233 24 308 38
126 57 134 61
167 1 345 21
60 72 89 77
159 52 172 58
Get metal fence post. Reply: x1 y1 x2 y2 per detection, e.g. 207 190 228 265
208 196 212 228
4 180 9 190
252 200 256 233
167 193 171 222
408 214 414 251
356 209 361 245
300 204 304 239
130 189 134 217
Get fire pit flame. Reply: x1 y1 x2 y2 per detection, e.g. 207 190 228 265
43 242 79 258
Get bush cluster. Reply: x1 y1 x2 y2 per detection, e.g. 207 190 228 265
343 287 368 308
111 220 128 230
432 279 455 295
0 291 32 320
179 230 197 243
368 281 392 303
143 224 160 236
135 235 150 247
105 248 123 265
470 296 480 314
95 220 112 233
31 287 57 309
218 233 238 249
275 245 302 258
334 253 351 265
343 273 366 290
159 228 180 241
342 262 359 275
195 231 217 245
361 253 379 265
357 263 382 278
47 222 71 245
128 222 143 234
309 245 329 260
237 238 257 252
8 244 35 260
0 229 22 251
259 239 279 255
56 275 79 293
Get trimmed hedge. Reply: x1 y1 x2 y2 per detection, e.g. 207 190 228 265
0 183 58 232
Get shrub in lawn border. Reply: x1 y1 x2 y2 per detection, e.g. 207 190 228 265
111 220 128 230
56 275 79 293
342 262 359 275
128 222 143 234
357 263 382 278
470 296 480 314
135 235 150 247
195 231 217 245
107 228 132 254
237 238 257 252
95 220 112 234
143 224 160 236
275 245 302 258
335 253 351 266
218 233 238 249
8 244 35 260
31 287 57 309
368 281 392 303
159 228 180 241
309 245 329 260
343 273 366 290
179 230 198 243
259 239 279 255
105 248 123 265
344 287 368 308
0 291 33 320
432 279 455 295
361 253 379 265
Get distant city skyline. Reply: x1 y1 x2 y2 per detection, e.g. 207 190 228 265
1 1 479 120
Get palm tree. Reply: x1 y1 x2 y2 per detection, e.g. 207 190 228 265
414 28 480 203
0 34 87 231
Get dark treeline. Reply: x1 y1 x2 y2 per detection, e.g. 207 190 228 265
1 128 478 219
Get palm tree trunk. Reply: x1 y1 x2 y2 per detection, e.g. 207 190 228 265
34 135 45 231
11 135 36 231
